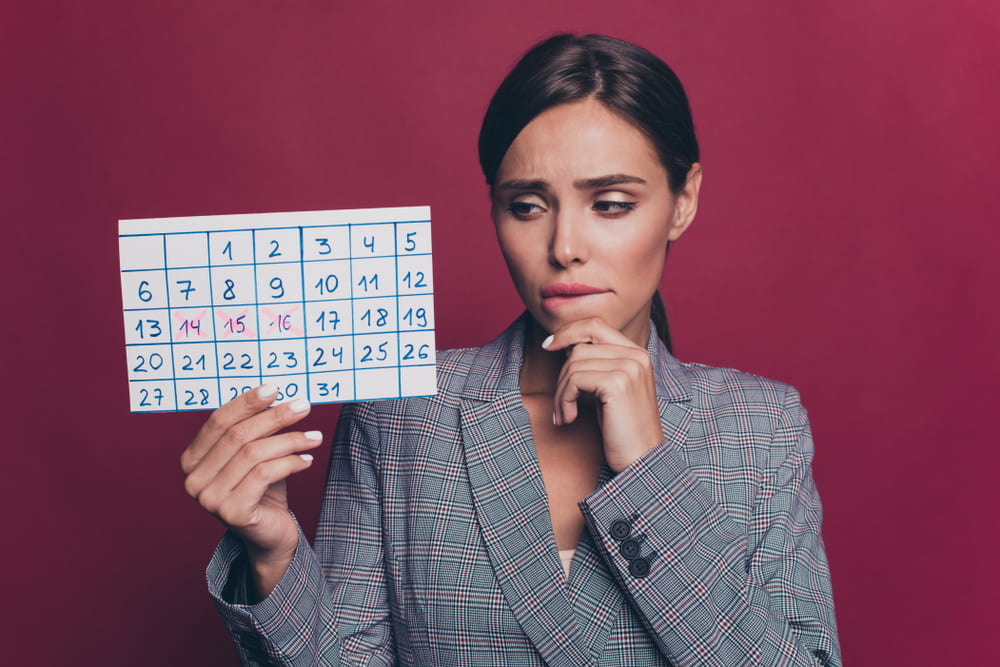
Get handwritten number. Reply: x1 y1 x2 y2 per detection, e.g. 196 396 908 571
315 310 340 332
132 353 164 373
316 382 340 397
269 277 285 299
314 274 338 295
268 240 281 258
228 385 253 400
222 279 236 300
134 319 162 339
402 344 430 361
360 342 388 363
138 388 164 407
357 274 378 292
360 308 389 328
315 238 331 255
181 354 206 372
402 307 427 328
402 271 426 289
137 281 152 302
183 389 210 406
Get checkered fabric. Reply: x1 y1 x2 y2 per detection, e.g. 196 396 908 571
208 313 840 666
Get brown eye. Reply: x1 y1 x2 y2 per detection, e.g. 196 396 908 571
593 200 637 216
507 201 544 218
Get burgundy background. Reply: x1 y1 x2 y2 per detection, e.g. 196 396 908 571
3 1 998 664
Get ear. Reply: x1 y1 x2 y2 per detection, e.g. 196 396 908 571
667 163 702 242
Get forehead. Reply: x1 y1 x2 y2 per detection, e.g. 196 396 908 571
497 99 665 183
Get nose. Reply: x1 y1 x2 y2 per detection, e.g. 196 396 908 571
548 210 589 268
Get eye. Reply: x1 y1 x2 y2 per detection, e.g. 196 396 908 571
593 199 637 217
506 200 546 219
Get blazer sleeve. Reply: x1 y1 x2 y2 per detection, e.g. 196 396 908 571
205 400 395 666
579 385 841 667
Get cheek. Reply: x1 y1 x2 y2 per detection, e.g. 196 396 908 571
495 226 535 286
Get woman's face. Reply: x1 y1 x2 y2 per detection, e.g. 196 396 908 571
492 98 700 346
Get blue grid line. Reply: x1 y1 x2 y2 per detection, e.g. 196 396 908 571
127 362 434 384
120 219 431 239
250 229 264 388
297 225 311 402
120 253 430 272
119 291 433 313
125 327 432 347
203 231 223 404
161 235 178 410
347 224 357 398
394 222 402 397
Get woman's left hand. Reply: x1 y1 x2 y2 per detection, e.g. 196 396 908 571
544 317 665 473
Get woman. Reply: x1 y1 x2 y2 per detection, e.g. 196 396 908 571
183 34 840 666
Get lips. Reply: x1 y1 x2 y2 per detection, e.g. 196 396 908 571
540 283 608 310
541 283 606 298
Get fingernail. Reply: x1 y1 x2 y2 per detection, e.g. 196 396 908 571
288 398 310 413
299 454 314 463
257 384 278 399
541 334 554 350
304 430 323 442
552 412 558 426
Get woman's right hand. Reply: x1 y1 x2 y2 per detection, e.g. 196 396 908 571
180 384 323 598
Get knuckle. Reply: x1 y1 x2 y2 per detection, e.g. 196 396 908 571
179 449 194 475
183 475 200 500
198 487 219 513
214 502 241 528
241 440 263 463
227 422 253 446
249 462 273 484
204 408 227 433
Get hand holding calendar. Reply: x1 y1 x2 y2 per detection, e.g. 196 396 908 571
180 383 319 598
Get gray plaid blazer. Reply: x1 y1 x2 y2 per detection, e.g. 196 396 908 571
209 314 840 666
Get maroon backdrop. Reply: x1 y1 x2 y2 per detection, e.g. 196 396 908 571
4 1 998 664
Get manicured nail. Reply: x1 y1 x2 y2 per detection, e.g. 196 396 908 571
299 454 314 463
304 431 323 442
541 335 554 350
288 398 310 413
257 384 278 399
552 412 558 426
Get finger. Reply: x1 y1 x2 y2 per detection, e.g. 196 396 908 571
201 430 323 502
561 341 650 364
187 429 323 504
541 317 637 352
182 384 281 473
183 397 312 491
205 453 316 528
553 358 648 426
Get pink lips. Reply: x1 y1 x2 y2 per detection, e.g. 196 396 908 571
541 282 608 310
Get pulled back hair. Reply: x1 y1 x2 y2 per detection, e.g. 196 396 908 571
477 34 700 353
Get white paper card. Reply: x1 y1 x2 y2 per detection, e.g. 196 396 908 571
119 206 436 412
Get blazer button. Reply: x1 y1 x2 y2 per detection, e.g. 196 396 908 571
610 520 631 540
628 557 650 578
619 539 640 560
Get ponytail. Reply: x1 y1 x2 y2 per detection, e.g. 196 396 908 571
651 290 672 354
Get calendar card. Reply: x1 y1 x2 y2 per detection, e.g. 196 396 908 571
119 206 436 412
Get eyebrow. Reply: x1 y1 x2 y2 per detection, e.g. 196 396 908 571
494 173 647 192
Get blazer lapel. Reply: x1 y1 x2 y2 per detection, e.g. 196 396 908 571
454 316 694 665
458 316 592 667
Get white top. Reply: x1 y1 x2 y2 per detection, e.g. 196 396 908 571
558 548 575 577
